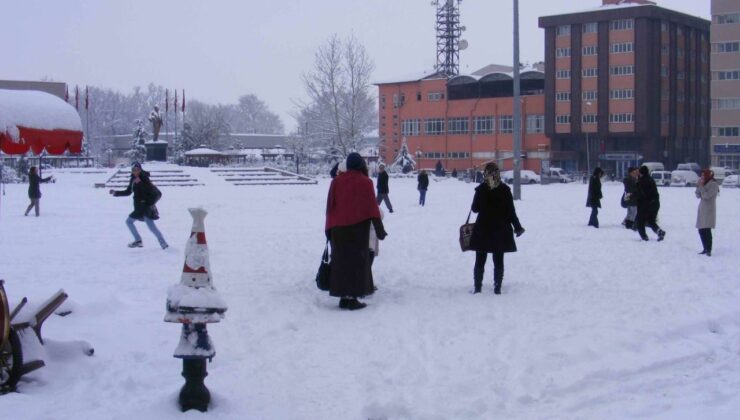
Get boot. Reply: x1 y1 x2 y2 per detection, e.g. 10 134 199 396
494 280 502 295
473 284 482 294
128 240 143 248
657 229 666 241
345 298 366 310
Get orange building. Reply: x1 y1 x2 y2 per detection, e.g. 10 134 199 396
376 64 559 173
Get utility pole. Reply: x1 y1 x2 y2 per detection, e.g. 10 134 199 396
512 0 522 200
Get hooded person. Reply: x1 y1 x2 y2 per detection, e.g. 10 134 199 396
109 162 168 249
621 166 639 229
695 169 719 256
586 167 605 228
325 153 387 310
376 163 394 212
635 165 666 241
469 162 525 294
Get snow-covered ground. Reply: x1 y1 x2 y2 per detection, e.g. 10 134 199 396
1 167 740 419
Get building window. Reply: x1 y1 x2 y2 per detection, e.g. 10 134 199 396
380 95 386 104
716 127 740 137
423 152 444 159
677 27 683 36
582 45 598 56
610 65 634 76
661 66 669 77
393 93 405 108
661 90 669 100
556 69 571 79
713 42 740 53
661 45 669 55
661 22 669 32
424 118 445 135
556 47 571 57
609 113 634 123
427 91 444 101
499 115 514 133
677 92 685 102
582 67 598 78
401 119 421 136
556 25 571 36
447 117 469 135
610 42 634 54
713 98 740 110
416 92 422 101
677 70 685 80
714 70 740 80
582 114 597 124
677 47 684 58
473 116 494 134
610 19 634 31
610 89 634 100
556 91 571 101
716 13 740 24
526 115 544 133
583 22 598 33
555 114 571 125
583 91 597 101
446 152 471 159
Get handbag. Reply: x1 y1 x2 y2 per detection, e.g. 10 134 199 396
315 241 331 291
459 209 475 252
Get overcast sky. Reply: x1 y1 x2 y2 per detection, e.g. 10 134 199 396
1 0 709 131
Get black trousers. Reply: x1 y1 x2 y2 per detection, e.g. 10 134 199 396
699 228 712 252
636 203 661 239
474 252 504 287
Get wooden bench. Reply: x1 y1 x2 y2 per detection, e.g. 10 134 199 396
11 289 68 345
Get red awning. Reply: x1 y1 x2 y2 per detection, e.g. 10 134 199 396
0 89 83 156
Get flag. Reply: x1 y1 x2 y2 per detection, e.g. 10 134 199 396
182 89 185 113
85 86 89 110
165 89 169 112
75 85 79 110
65 86 69 102
174 90 178 113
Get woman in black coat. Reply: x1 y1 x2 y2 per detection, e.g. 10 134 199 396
635 165 666 241
586 167 604 228
109 162 168 249
417 170 429 206
469 163 525 294
24 166 53 217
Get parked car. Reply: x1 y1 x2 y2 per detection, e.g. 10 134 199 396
722 174 740 188
670 170 699 187
641 162 665 173
541 167 573 183
651 170 672 186
502 170 540 184
676 162 701 176
710 166 736 181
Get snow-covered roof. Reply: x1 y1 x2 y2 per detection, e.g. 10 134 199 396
0 89 82 140
540 1 653 18
185 148 224 156
374 69 448 85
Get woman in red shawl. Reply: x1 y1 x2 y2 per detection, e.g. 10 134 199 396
325 153 387 310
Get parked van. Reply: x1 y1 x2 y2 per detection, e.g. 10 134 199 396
675 162 701 175
542 167 572 183
651 170 672 186
640 162 664 173
710 166 735 181
670 170 699 187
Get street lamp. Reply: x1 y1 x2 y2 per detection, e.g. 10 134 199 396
512 0 522 200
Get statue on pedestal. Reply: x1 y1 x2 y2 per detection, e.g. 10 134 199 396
149 105 163 142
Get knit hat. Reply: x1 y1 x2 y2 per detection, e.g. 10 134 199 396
131 161 142 170
346 153 364 171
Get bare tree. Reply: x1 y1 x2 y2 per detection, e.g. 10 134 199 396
226 94 284 134
297 34 376 159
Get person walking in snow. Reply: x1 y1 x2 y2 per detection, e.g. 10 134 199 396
24 166 53 217
635 165 666 242
109 162 168 249
417 170 429 206
376 163 394 213
586 167 604 228
621 167 639 230
325 153 387 310
469 162 525 294
695 169 719 256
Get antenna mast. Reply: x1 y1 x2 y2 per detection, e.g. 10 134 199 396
433 0 465 77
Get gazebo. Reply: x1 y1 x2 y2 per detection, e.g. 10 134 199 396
184 148 229 167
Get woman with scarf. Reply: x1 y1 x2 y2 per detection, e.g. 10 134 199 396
325 153 387 310
695 169 720 256
469 163 525 294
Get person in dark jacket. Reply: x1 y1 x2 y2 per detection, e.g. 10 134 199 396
376 163 393 212
109 162 168 249
24 166 53 217
325 153 387 310
621 167 639 230
469 162 525 294
417 170 429 206
586 167 604 228
635 165 666 241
